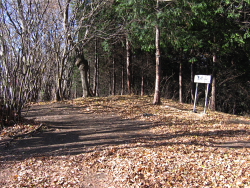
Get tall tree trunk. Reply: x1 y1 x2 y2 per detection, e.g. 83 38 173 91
179 62 183 103
56 57 63 101
126 37 132 94
141 74 145 96
55 0 71 101
121 62 124 95
108 57 112 95
75 54 92 97
93 38 99 96
153 24 161 105
190 61 195 102
210 54 217 111
62 66 73 99
56 78 62 101
112 56 116 95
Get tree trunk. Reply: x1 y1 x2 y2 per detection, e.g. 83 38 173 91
112 56 116 95
153 24 161 105
55 0 71 101
56 79 62 101
109 69 112 95
141 74 145 96
179 62 183 103
75 54 92 97
126 37 132 94
56 58 63 101
121 63 124 95
210 54 217 111
93 38 99 96
190 61 195 102
56 55 67 101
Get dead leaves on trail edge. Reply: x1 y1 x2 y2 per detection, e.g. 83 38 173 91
69 95 250 187
1 95 250 187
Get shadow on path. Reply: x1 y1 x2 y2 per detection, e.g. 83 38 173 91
1 103 249 162
1 103 158 161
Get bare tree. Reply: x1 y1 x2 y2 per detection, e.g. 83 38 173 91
54 0 118 98
0 0 123 127
0 0 52 126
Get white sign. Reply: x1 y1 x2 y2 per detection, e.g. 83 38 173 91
194 75 212 84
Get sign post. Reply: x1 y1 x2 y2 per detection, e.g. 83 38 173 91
193 75 212 113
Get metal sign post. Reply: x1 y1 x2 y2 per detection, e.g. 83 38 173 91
193 75 212 113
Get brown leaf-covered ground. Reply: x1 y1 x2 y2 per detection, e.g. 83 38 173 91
0 95 249 187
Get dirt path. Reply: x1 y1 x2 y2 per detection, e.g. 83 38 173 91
6 103 154 157
1 102 155 187
1 98 250 187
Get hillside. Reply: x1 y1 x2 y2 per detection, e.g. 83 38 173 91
0 95 249 187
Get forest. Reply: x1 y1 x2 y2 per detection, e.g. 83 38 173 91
1 0 250 127
1 1 250 187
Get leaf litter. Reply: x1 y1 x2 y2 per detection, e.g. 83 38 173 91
0 95 249 187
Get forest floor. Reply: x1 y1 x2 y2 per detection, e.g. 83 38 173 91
0 95 249 187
